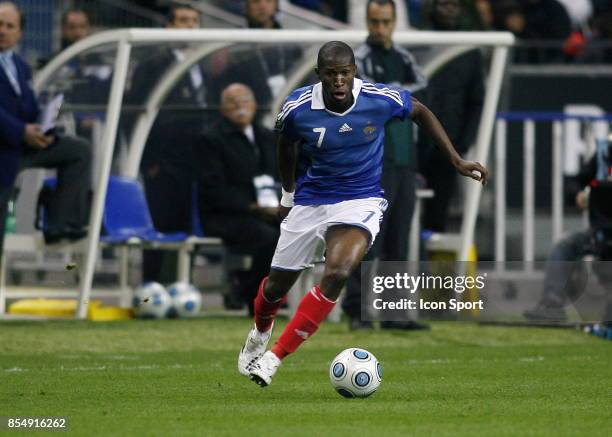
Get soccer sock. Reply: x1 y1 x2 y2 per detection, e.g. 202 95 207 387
271 285 336 360
253 277 287 333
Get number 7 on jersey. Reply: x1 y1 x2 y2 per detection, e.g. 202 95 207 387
313 127 326 148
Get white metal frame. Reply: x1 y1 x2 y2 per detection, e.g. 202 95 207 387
494 113 611 263
31 29 514 319
125 42 228 177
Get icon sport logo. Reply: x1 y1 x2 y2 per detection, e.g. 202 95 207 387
338 123 352 133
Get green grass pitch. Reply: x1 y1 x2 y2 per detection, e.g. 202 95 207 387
0 318 610 436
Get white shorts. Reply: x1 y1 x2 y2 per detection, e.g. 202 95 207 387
271 197 388 271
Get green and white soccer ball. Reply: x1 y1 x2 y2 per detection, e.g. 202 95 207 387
166 282 202 318
132 282 171 319
329 348 382 398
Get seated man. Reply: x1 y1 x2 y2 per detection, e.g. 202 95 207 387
194 83 279 313
525 152 612 323
0 2 91 247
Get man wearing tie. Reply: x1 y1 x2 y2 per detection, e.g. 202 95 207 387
0 1 91 258
127 3 215 283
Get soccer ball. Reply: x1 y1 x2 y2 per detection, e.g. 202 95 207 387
166 282 202 318
132 282 171 319
329 348 382 398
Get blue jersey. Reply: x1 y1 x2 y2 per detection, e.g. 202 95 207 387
275 78 412 205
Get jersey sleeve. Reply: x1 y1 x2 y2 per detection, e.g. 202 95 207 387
388 86 413 121
274 93 301 142
361 82 413 122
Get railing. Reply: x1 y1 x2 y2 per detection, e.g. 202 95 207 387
494 112 612 263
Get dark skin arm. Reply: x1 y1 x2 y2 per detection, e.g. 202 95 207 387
410 96 489 185
277 133 299 220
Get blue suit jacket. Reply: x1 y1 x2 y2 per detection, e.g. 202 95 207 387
0 53 40 187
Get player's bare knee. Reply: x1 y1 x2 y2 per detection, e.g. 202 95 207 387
263 279 286 302
321 268 351 300
263 276 283 300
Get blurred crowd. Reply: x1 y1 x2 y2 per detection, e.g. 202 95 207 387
295 0 612 63
128 0 612 63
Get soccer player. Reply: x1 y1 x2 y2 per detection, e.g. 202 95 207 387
239 41 488 387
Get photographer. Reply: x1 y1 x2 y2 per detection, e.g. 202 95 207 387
525 135 612 322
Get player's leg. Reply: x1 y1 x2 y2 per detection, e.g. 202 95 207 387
250 199 384 386
270 226 369 354
238 268 301 376
252 268 302 333
320 225 371 300
240 204 323 377
343 169 396 327
251 226 370 386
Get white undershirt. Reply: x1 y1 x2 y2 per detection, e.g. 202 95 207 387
173 49 203 90
243 125 255 144
556 0 593 27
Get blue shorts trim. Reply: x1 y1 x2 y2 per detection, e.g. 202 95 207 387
271 265 306 272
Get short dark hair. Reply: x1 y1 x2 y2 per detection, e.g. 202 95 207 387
61 9 89 27
366 0 396 18
0 1 25 29
167 2 200 24
317 41 355 68
245 0 278 6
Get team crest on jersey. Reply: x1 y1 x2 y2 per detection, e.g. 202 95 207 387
363 124 377 136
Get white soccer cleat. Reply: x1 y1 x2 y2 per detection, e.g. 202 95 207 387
238 323 274 376
249 350 282 387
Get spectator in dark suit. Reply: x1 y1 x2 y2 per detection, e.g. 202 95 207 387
0 1 91 256
54 9 112 138
60 8 90 49
245 0 280 29
127 3 215 283
195 83 279 313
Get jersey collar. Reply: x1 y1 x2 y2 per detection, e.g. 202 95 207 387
311 78 362 116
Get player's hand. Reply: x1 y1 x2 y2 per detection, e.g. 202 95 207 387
454 158 489 186
278 206 292 222
24 124 53 149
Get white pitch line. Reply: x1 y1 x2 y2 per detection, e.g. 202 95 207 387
405 359 456 365
518 356 545 362
3 367 27 372
2 363 195 373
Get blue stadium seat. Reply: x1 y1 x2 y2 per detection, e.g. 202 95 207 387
30 176 223 299
102 176 188 243
38 176 189 243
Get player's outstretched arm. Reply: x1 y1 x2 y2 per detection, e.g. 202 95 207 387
410 97 489 186
277 133 299 219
